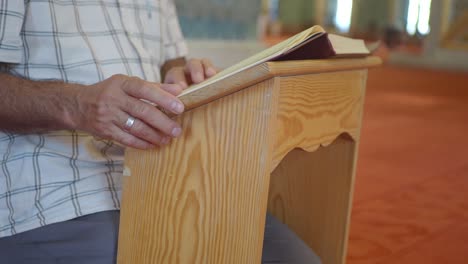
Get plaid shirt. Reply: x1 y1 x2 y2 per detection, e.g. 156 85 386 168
0 0 187 237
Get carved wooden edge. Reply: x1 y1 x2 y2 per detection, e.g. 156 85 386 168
296 131 357 152
267 134 359 264
270 67 369 173
270 131 357 173
179 57 382 112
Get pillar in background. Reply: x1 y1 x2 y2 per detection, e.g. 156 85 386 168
425 0 446 54
314 0 327 26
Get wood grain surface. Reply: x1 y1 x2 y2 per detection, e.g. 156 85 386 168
272 70 368 171
179 57 380 112
118 80 280 264
265 70 367 264
119 58 375 264
268 137 358 264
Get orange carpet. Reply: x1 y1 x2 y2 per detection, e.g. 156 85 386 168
346 65 468 263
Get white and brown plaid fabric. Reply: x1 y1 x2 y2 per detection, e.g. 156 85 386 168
0 0 187 237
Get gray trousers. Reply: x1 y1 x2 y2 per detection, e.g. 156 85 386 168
0 211 321 264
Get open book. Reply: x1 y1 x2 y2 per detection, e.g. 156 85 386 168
180 25 370 96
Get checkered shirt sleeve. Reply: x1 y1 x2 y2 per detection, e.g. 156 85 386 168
0 1 25 63
0 0 189 238
162 0 188 62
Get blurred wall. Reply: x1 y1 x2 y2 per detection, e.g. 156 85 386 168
352 0 409 33
390 0 468 71
278 0 316 31
353 0 391 31
278 0 334 32
277 0 401 34
175 0 261 39
174 0 265 68
454 0 468 19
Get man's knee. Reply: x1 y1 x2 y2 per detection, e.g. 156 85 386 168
0 211 120 264
262 214 322 264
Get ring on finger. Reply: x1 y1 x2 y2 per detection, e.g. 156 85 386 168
124 116 136 131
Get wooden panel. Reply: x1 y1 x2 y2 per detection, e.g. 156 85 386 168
272 70 368 170
267 69 368 264
179 57 381 112
268 137 358 264
118 79 280 264
120 60 372 263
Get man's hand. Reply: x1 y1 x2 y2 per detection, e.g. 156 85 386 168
74 75 185 149
163 58 217 88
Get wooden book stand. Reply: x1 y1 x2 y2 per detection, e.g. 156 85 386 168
117 57 381 264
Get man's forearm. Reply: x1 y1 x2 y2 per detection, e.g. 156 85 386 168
0 72 186 149
0 73 81 133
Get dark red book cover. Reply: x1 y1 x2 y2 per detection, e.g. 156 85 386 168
272 33 336 61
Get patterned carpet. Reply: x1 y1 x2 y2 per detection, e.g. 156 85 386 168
347 65 468 263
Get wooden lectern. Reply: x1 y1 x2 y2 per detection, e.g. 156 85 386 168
117 57 381 264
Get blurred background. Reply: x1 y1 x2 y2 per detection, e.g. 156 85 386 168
175 1 468 264
176 0 468 70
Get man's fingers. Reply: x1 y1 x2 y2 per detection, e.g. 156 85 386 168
160 83 184 96
108 124 154 150
185 59 216 84
85 75 186 149
114 110 171 146
185 59 204 84
201 58 217 77
122 97 182 138
121 77 184 115
164 67 188 89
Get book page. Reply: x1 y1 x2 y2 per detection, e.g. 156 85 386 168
180 26 325 96
328 34 369 55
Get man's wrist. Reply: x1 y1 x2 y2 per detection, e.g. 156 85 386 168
58 83 85 131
